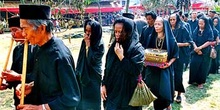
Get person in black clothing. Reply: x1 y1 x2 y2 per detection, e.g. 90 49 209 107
101 17 145 110
140 11 157 48
143 17 179 110
0 16 38 109
169 14 193 103
76 19 104 110
16 5 80 110
189 16 213 89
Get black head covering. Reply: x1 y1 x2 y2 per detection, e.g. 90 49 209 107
184 13 189 18
104 17 144 84
172 9 180 14
112 17 139 51
194 16 213 40
168 14 184 29
197 13 205 19
8 16 20 28
213 16 220 32
210 10 216 14
199 16 212 31
19 5 51 20
145 11 157 19
84 19 102 50
111 16 141 57
122 13 135 20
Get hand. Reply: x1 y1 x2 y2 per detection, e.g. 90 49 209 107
84 33 90 47
0 82 8 90
101 85 107 101
197 50 203 55
194 47 202 53
17 104 42 110
16 82 34 99
114 43 124 61
2 70 21 82
159 62 170 69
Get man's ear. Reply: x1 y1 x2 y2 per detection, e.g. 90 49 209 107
38 24 46 34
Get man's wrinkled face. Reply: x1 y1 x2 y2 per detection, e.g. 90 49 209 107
20 19 40 45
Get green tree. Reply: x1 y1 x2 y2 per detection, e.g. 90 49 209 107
141 0 175 11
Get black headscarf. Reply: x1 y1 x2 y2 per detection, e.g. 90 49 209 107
213 16 220 32
168 14 184 29
194 16 213 38
104 17 144 82
84 19 102 50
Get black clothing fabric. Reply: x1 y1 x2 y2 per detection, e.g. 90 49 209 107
134 20 148 37
76 20 104 110
102 17 145 110
143 19 179 109
188 19 198 33
8 44 38 107
33 37 80 110
140 25 154 48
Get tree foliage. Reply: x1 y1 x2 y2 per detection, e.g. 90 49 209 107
141 0 176 11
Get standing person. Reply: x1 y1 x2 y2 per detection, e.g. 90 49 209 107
169 14 192 103
213 17 220 74
16 5 80 110
209 10 216 19
140 11 157 48
122 13 147 37
76 19 104 110
144 17 179 110
188 11 198 33
0 16 38 109
208 18 219 74
101 17 145 110
189 16 213 89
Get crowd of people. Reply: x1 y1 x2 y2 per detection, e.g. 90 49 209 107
0 4 220 110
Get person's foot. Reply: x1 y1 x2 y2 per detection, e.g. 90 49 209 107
198 84 203 89
176 95 182 103
165 105 172 110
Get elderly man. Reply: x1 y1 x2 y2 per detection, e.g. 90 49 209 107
0 16 38 109
16 5 80 110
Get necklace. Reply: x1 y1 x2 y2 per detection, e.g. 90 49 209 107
156 36 165 50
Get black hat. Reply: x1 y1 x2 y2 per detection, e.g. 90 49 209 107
122 13 134 20
172 9 180 14
8 16 20 28
19 5 51 20
184 13 189 18
209 10 216 14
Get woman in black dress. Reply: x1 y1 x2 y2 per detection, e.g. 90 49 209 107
144 17 179 110
189 16 213 88
101 17 145 110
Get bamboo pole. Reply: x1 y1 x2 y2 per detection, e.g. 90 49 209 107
20 41 28 105
0 38 14 87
